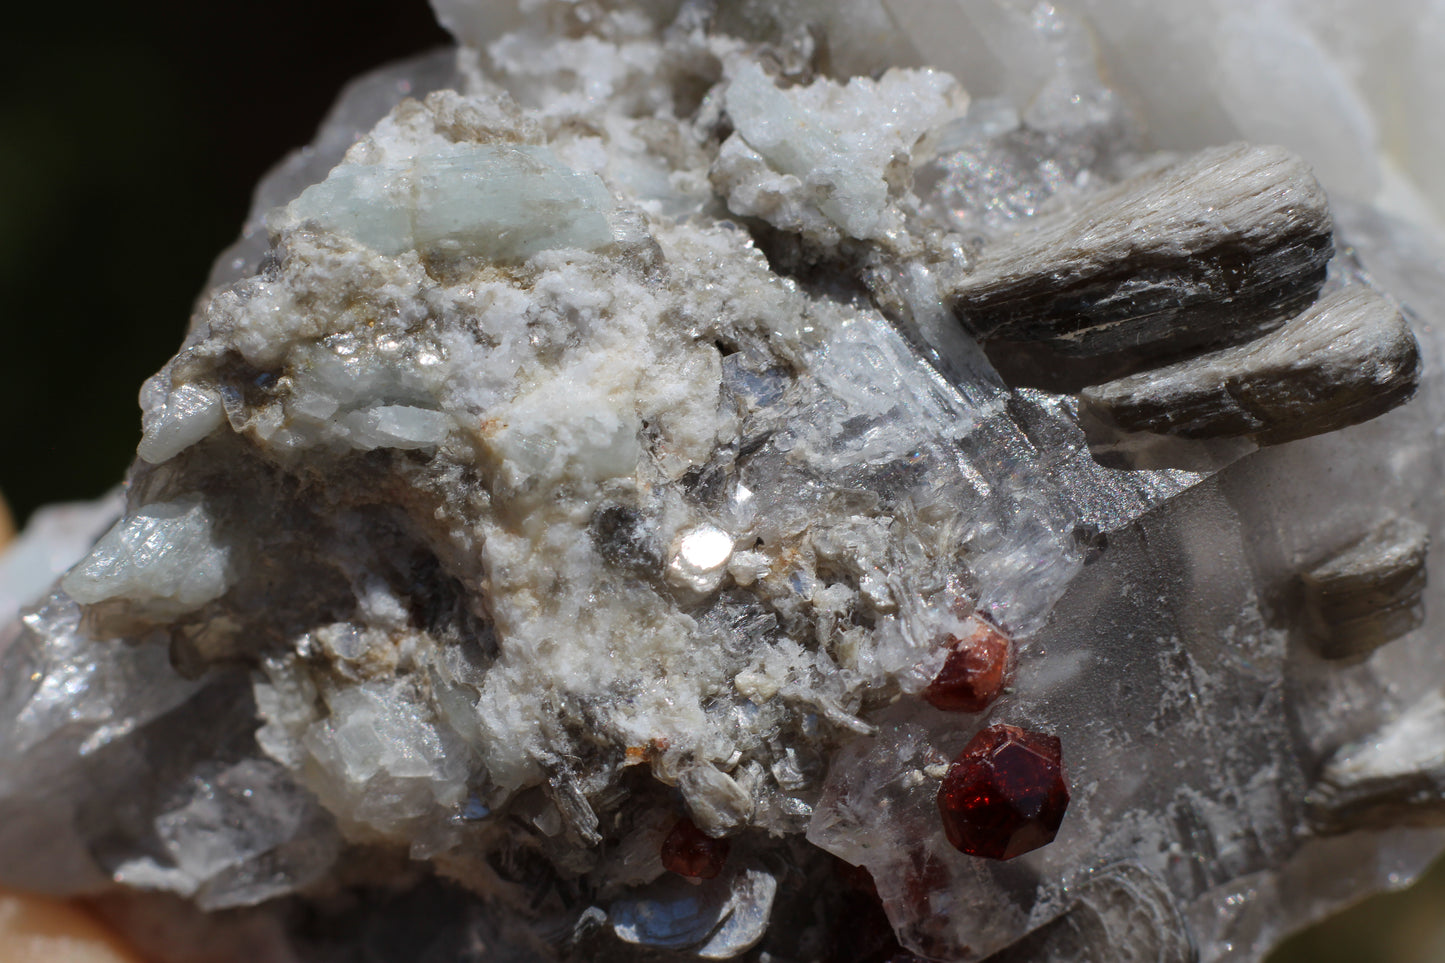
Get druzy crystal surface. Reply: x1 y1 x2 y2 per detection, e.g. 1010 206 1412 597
3 2 1445 962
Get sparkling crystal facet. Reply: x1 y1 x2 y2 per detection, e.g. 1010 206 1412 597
660 818 730 879
921 620 1011 713
937 725 1068 860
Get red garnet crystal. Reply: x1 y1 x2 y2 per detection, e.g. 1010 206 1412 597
660 817 730 879
922 619 1011 713
937 724 1069 860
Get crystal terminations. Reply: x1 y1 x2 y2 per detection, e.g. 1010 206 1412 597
937 725 1069 862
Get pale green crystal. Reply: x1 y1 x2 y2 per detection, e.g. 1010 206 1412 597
287 143 614 260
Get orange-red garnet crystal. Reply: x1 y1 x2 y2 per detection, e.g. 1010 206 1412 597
660 817 730 879
937 724 1068 861
922 618 1011 713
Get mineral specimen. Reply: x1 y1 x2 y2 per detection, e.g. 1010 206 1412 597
950 143 1335 388
1078 287 1420 449
2 1 1445 962
661 818 732 880
937 725 1069 861
1298 519 1431 661
920 618 1011 714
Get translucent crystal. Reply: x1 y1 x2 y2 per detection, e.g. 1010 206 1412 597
118 759 341 910
138 383 227 465
1 1 1444 962
61 500 232 617
936 725 1069 861
0 493 122 625
285 143 614 260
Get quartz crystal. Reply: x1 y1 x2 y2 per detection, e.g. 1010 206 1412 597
3 1 1445 962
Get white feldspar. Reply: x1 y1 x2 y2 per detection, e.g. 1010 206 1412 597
138 383 227 465
716 62 966 242
61 500 233 617
0 2 1444 962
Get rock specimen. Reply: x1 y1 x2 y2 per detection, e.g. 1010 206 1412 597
2 1 1445 962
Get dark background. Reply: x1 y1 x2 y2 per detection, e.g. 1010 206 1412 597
1 1 1442 959
0 0 448 523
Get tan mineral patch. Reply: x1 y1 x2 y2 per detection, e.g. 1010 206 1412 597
0 493 13 552
0 888 145 963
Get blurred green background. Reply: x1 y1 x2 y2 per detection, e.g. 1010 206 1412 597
1273 855 1445 962
1 0 1441 960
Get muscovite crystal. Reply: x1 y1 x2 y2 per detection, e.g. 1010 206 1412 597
3 1 1445 962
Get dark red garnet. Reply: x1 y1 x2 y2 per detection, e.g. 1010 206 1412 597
937 724 1068 860
661 817 730 879
922 619 1011 713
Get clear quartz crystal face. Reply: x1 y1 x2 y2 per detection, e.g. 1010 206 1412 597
2 2 1445 962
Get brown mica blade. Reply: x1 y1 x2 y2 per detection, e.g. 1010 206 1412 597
950 143 1334 391
1078 286 1421 448
1299 518 1429 661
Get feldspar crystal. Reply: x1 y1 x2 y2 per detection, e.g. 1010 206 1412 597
3 1 1445 962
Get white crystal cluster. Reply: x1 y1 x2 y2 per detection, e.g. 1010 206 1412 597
715 62 965 242
2 2 1445 962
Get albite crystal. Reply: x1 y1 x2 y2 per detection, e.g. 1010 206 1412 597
3 1 1445 962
